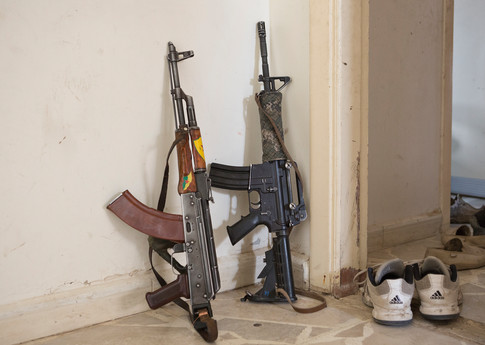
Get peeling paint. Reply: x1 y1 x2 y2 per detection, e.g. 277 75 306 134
355 151 361 247
333 267 359 298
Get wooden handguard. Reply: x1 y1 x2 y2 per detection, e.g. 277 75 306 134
189 127 206 171
146 274 190 309
107 190 184 243
176 128 197 194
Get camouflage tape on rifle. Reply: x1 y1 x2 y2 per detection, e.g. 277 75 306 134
258 91 287 162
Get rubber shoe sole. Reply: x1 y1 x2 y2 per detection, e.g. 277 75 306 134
413 256 461 321
364 259 414 325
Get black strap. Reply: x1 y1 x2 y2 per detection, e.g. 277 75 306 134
149 136 190 312
157 136 183 211
148 247 190 312
150 136 218 341
194 311 218 342
256 93 327 313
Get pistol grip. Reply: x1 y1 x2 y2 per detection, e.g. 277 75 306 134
145 274 190 310
227 212 261 245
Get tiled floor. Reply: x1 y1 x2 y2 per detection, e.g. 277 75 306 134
22 235 485 345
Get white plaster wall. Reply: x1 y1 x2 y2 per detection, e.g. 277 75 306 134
0 0 272 307
452 0 485 180
368 1 444 238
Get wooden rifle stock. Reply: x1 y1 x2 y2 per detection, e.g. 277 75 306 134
146 274 190 309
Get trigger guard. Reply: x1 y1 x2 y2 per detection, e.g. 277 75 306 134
170 243 186 276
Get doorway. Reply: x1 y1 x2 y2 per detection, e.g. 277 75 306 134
451 0 485 199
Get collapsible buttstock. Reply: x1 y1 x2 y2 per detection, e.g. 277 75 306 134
273 234 296 301
176 128 197 194
107 190 184 243
146 274 190 309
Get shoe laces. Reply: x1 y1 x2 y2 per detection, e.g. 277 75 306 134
353 259 424 287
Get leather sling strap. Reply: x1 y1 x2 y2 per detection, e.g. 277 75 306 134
257 93 327 313
154 134 184 268
153 104 326 315
255 93 304 188
193 310 218 342
148 135 190 310
150 137 218 340
157 136 183 211
149 248 216 342
277 288 327 314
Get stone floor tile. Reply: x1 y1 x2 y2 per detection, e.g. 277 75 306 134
22 235 485 345
460 284 485 323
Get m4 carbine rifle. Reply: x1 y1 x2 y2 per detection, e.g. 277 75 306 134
209 22 307 304
107 42 220 342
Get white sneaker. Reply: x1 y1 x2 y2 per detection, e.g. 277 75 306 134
363 258 414 325
413 256 461 320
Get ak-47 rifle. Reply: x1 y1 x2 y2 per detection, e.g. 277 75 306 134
107 42 220 342
209 22 307 304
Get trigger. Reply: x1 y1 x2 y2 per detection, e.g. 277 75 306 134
170 243 186 276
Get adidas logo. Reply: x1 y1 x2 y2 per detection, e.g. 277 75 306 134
389 295 403 304
430 290 444 300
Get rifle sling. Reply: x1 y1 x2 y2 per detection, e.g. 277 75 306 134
255 93 304 189
194 312 218 342
151 102 321 317
276 288 327 314
148 135 190 312
157 136 183 211
151 135 218 340
257 94 327 313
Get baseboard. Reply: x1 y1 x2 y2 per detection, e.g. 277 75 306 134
0 249 268 345
0 246 310 345
368 213 442 252
292 251 310 291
